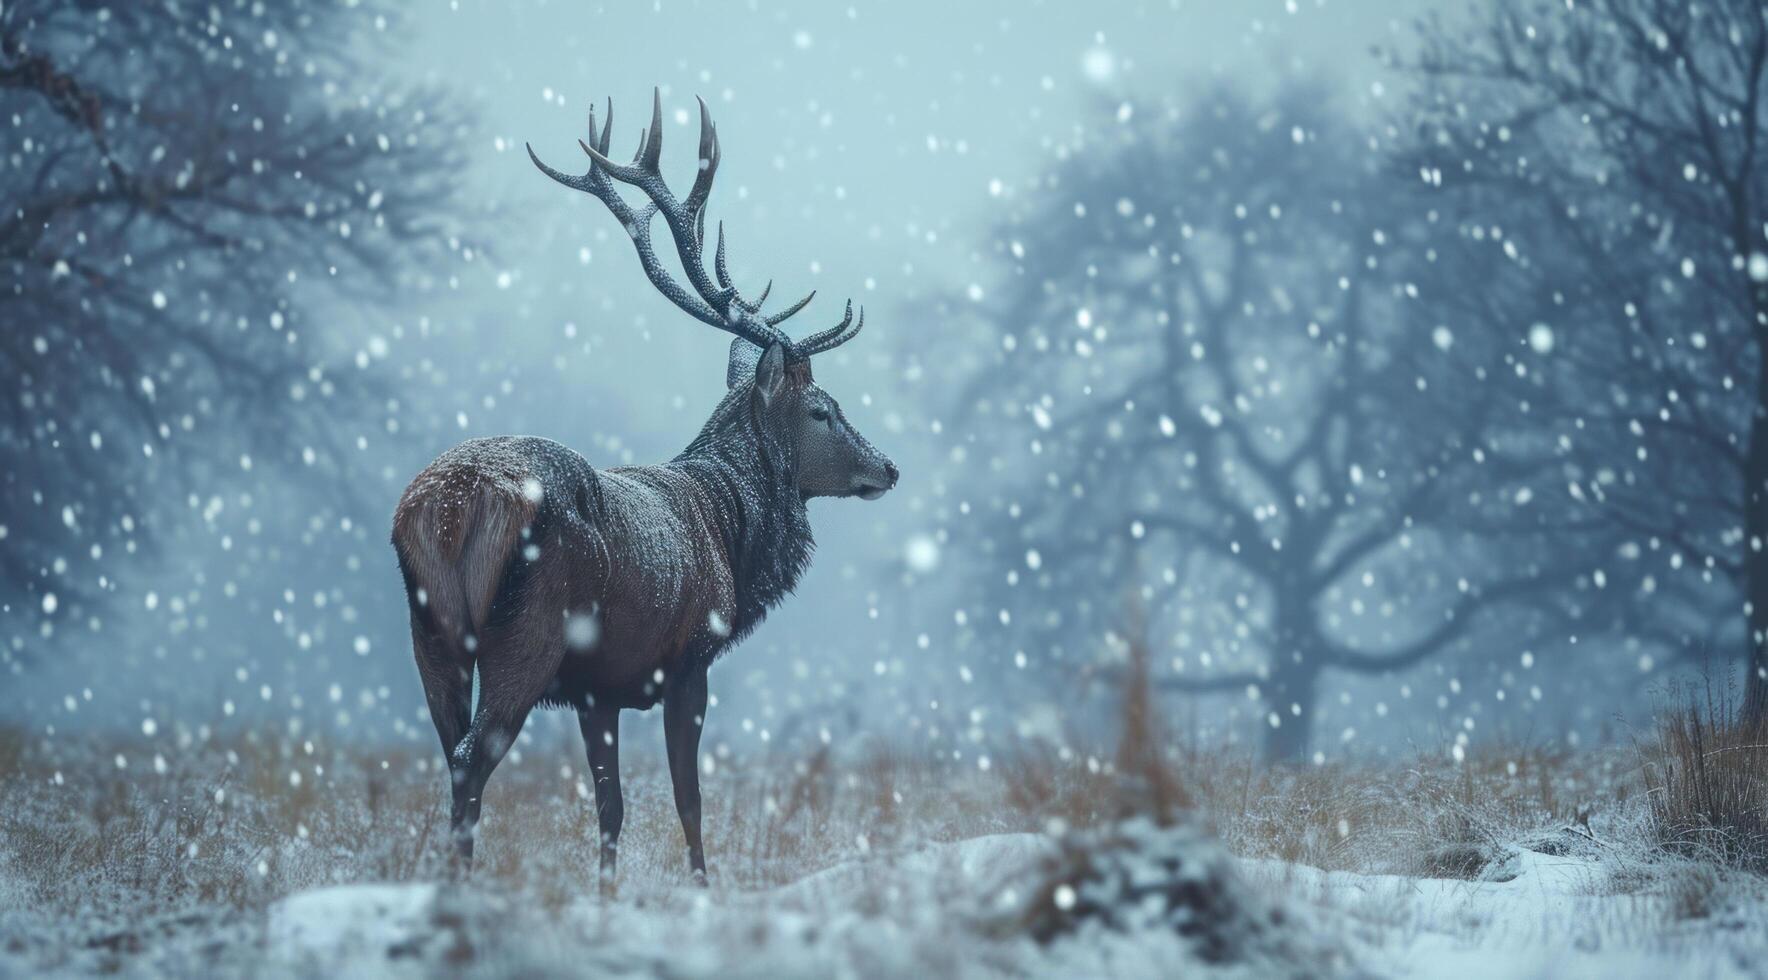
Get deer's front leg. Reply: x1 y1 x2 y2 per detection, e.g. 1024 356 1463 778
577 700 623 896
663 664 710 884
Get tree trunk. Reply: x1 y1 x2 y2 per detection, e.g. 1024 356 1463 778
1746 499 1768 723
1744 317 1768 724
1260 607 1320 763
1260 692 1313 762
1260 663 1317 762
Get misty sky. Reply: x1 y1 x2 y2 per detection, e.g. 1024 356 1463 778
373 0 1449 750
12 0 1466 755
407 0 1438 615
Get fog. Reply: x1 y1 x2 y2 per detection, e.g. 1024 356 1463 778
8 0 1755 769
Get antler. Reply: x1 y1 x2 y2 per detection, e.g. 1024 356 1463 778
526 89 863 360
794 300 864 357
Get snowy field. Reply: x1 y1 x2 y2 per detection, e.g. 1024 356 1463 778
10 0 1768 977
2 728 1763 979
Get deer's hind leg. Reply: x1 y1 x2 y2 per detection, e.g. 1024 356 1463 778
400 574 479 873
410 610 473 765
446 557 571 867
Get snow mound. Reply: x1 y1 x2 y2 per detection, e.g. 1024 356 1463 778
1009 818 1331 977
267 882 442 976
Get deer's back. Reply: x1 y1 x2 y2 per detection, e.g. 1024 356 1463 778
583 465 738 679
393 436 736 707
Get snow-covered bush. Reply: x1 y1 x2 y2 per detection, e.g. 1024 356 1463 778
1011 816 1317 974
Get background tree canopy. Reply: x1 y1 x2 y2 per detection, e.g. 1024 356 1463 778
912 82 1603 760
1 0 473 646
902 0 1768 759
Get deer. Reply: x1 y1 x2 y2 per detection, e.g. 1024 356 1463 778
390 90 897 892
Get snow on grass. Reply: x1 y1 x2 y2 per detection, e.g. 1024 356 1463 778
260 836 1057 978
258 831 1325 980
3 726 1765 977
1244 844 1768 979
246 829 1768 979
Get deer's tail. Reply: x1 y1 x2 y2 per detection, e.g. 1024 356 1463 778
392 481 534 656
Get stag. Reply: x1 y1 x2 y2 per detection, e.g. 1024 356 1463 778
391 90 897 890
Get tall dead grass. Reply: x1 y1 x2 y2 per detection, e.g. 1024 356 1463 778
1636 676 1768 872
0 722 1033 925
0 658 1674 939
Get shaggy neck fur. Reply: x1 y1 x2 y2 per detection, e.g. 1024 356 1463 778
673 378 815 646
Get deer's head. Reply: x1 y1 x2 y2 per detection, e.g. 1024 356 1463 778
529 90 897 502
728 339 897 500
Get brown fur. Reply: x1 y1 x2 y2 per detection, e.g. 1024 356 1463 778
391 456 537 648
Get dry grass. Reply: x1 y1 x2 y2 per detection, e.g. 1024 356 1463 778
993 734 1608 879
1 660 1757 971
0 722 1033 927
1636 676 1768 873
0 714 1679 928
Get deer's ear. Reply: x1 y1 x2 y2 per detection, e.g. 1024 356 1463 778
755 342 787 406
727 338 763 390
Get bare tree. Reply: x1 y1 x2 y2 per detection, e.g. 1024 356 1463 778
1399 0 1768 716
1 1 471 631
920 83 1589 760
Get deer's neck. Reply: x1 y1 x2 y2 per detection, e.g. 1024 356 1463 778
673 393 814 644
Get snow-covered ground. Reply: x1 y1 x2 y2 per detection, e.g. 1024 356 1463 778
1245 848 1768 979
3 728 1762 978
258 837 1768 980
265 834 1058 979
8 827 1761 978
259 830 1326 979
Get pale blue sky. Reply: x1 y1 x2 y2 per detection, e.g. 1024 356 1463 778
11 0 1462 746
370 0 1456 748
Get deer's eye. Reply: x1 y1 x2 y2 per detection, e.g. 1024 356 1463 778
809 407 831 424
